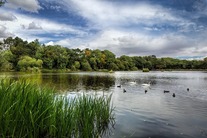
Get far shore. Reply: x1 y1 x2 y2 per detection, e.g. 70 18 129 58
0 69 207 74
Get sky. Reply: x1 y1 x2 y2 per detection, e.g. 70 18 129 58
0 0 207 59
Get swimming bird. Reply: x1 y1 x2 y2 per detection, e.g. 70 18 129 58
123 89 126 93
187 88 189 91
172 93 176 97
142 82 151 89
145 90 147 94
142 82 151 88
164 90 170 93
117 85 121 88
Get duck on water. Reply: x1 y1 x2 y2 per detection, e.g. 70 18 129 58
117 85 121 88
164 90 170 93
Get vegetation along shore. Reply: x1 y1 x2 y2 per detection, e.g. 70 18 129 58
0 37 207 72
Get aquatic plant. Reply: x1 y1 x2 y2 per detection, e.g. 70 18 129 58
142 68 150 72
109 70 114 73
0 79 115 138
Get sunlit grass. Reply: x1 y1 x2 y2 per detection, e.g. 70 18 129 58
0 79 115 138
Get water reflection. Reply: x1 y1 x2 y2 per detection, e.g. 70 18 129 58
0 72 115 92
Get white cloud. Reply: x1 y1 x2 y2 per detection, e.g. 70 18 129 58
192 45 207 54
73 30 196 57
28 22 42 30
54 39 71 46
0 12 17 21
6 0 41 13
45 41 54 46
50 0 205 58
0 25 14 38
50 5 62 12
53 38 88 49
65 0 186 29
48 27 206 58
0 11 87 42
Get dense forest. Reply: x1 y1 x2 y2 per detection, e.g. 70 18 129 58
0 37 207 72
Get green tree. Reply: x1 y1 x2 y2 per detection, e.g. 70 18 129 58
81 60 92 71
27 39 41 58
42 45 68 69
132 56 145 69
4 37 41 68
115 59 125 70
67 48 83 68
1 36 207 72
119 55 137 70
89 57 98 70
73 61 81 70
143 60 152 70
91 49 105 69
202 57 207 69
103 50 116 69
17 56 43 71
0 50 14 71
155 58 166 69
143 55 157 70
108 62 119 70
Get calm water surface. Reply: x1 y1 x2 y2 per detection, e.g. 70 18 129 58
1 71 207 138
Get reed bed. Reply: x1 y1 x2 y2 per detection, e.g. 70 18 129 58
0 79 115 138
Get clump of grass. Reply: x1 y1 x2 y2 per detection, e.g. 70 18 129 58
0 79 115 138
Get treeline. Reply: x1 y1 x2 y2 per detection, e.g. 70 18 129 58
0 37 207 72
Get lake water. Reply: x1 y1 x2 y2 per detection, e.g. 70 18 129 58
1 71 207 138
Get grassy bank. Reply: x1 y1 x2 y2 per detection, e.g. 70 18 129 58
0 79 115 138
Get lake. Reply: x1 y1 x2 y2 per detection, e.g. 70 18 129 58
1 71 207 138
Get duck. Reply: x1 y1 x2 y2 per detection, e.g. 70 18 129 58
164 90 170 93
123 89 126 93
117 85 121 88
172 93 176 97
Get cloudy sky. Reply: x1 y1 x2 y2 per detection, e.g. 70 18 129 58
0 0 207 59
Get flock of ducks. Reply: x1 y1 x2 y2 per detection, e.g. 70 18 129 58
117 81 190 98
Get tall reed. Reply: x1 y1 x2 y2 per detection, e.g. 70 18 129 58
0 79 115 138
